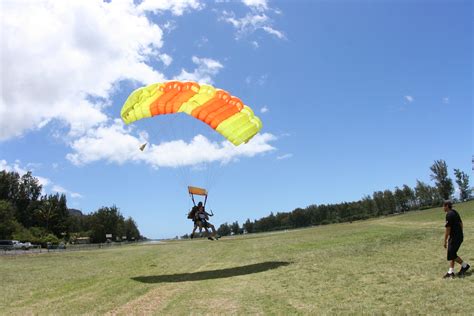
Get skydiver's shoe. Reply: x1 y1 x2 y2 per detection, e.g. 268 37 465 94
443 272 455 279
208 237 214 241
458 264 470 276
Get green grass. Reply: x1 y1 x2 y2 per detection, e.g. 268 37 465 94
1 201 473 314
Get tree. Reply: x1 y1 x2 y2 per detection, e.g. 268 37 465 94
243 219 254 233
0 200 19 239
288 208 311 227
34 194 69 236
217 223 231 236
89 205 125 243
402 185 416 209
415 180 433 207
383 190 397 214
430 160 454 200
394 186 409 213
0 170 20 201
454 169 470 201
15 172 43 227
230 221 241 235
124 217 140 241
360 196 378 217
372 191 386 215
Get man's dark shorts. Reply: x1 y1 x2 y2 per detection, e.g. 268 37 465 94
447 239 463 261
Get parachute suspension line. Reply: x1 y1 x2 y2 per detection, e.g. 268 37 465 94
167 113 191 190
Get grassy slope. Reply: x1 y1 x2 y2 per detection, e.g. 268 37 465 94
1 201 473 314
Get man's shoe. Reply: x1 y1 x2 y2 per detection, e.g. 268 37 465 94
458 264 470 276
208 237 214 241
190 234 194 239
443 272 455 279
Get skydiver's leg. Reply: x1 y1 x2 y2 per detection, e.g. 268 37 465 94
208 223 217 236
197 221 205 237
191 222 198 238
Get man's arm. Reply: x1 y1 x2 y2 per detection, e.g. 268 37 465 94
444 227 451 248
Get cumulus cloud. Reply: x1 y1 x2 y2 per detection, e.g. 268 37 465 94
0 0 166 140
174 56 224 84
242 0 269 11
245 74 268 86
159 53 173 66
220 2 285 40
66 120 276 168
276 153 293 160
2 1 278 172
52 185 83 199
138 0 204 16
260 106 269 113
404 95 414 103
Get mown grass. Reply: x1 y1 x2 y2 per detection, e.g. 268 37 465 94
1 201 473 314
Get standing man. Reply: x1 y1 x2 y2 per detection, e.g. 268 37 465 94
443 200 470 278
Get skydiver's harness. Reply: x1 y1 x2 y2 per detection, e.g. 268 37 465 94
187 186 208 221
187 186 213 227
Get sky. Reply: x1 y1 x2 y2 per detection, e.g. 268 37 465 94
0 0 472 239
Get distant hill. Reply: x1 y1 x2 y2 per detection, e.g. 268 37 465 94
68 208 84 216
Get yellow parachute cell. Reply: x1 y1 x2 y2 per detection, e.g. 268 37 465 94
121 81 262 145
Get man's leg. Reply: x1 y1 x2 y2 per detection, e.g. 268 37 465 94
191 223 198 238
455 256 471 275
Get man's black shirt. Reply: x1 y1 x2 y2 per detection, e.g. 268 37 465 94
445 209 463 241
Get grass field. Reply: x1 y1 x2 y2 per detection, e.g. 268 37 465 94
1 201 473 314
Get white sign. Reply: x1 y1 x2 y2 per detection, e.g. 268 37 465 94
106 234 112 238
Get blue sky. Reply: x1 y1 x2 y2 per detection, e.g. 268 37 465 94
0 0 472 239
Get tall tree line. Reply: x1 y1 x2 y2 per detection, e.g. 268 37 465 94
222 160 472 236
0 170 141 244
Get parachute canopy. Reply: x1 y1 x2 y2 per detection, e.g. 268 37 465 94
120 81 263 146
188 186 208 196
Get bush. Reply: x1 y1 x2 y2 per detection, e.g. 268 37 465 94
40 234 60 248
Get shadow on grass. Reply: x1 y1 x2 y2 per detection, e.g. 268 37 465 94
132 261 291 284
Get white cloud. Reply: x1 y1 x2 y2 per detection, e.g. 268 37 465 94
277 153 293 160
0 0 165 141
138 0 204 16
2 1 278 173
159 53 173 66
220 3 285 40
66 120 276 168
245 74 268 86
52 185 83 199
242 0 268 11
196 36 209 48
262 26 285 39
174 56 224 84
443 97 450 104
52 185 67 194
404 95 414 103
261 106 269 113
251 41 259 48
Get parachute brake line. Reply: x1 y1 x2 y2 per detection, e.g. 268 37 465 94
189 193 207 207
